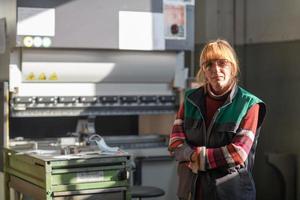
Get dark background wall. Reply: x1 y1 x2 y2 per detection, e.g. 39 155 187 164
244 41 300 200
195 0 300 199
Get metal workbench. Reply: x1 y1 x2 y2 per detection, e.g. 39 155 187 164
4 145 131 200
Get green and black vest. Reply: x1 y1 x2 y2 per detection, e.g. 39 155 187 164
176 85 266 200
184 85 266 170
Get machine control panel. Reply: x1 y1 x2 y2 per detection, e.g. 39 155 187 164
11 95 178 116
12 95 176 105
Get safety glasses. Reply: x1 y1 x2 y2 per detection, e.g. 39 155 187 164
202 59 232 70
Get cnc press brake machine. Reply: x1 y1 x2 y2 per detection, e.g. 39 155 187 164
0 0 195 199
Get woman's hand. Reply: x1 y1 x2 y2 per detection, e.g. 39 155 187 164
189 151 200 173
191 151 198 162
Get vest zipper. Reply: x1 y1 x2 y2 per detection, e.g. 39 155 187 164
206 108 220 140
186 96 207 145
206 101 232 141
206 86 237 140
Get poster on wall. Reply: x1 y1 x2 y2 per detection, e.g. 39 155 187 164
164 3 186 40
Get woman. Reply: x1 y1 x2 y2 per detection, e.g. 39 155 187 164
169 39 266 200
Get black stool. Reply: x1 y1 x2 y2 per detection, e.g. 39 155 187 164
131 157 165 199
131 185 165 200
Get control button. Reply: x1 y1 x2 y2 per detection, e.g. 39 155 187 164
120 96 138 103
33 37 42 47
23 36 33 47
139 96 157 103
171 24 179 35
158 96 176 103
42 37 52 47
36 97 56 103
79 96 98 103
14 97 34 104
99 96 118 104
58 97 77 103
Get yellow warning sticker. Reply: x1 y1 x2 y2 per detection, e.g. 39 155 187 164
39 73 47 80
49 72 58 80
26 72 35 80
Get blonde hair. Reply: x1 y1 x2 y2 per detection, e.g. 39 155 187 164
196 39 240 85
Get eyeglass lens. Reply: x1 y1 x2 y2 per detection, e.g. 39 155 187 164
204 59 229 69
